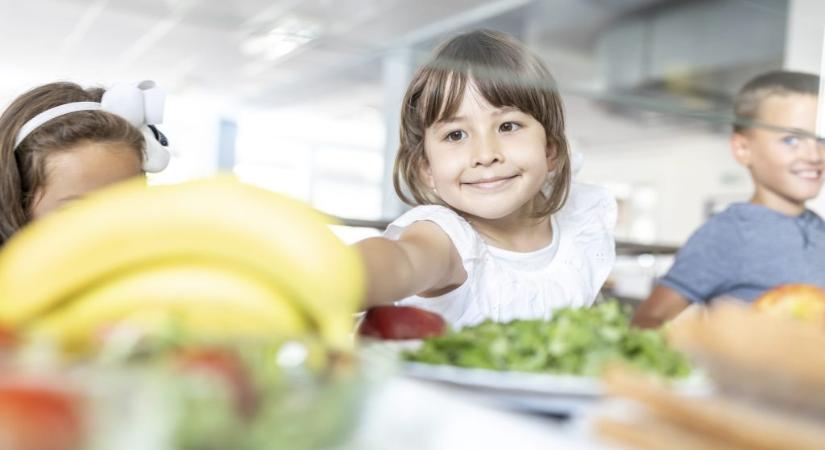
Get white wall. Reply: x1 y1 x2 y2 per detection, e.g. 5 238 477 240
784 0 825 73
579 132 752 245
784 0 825 215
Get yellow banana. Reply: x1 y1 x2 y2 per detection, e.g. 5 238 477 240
29 262 308 352
0 175 364 348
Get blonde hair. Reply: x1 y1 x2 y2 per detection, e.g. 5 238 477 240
393 29 571 218
0 82 145 244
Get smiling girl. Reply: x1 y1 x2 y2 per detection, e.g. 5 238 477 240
355 29 616 327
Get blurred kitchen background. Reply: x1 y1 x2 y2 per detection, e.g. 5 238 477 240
1 0 823 303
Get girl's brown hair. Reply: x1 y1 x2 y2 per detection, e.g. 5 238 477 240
393 29 571 218
0 82 145 244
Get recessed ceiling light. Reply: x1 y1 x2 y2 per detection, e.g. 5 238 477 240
241 15 322 62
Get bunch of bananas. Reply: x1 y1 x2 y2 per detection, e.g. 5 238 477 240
0 175 364 353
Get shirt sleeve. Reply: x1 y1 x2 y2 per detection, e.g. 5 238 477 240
383 205 484 269
658 215 740 303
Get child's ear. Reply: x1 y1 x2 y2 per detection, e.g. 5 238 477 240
730 132 752 166
545 143 558 170
418 158 436 191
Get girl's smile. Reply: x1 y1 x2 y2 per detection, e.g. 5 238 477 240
462 174 520 191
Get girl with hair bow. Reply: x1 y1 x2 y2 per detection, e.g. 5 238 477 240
0 80 171 245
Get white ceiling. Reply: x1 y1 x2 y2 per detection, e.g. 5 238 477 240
0 0 781 148
0 0 665 100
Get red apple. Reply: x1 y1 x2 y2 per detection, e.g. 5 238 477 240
358 306 447 340
753 284 825 326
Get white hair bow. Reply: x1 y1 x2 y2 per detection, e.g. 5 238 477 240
14 80 171 173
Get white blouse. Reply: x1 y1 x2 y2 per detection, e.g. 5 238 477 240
384 182 617 328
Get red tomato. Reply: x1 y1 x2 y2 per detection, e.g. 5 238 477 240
0 326 17 351
0 381 85 450
177 348 259 420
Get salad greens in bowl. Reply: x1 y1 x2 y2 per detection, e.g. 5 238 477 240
0 329 368 450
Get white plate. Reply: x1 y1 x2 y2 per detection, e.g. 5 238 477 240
402 362 603 416
403 362 603 397
359 340 711 416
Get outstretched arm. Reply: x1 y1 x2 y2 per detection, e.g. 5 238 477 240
631 284 691 329
356 220 466 307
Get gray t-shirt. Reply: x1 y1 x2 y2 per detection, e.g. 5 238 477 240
659 203 825 303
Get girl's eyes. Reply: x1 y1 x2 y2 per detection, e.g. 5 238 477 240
441 121 522 141
444 130 467 142
499 121 521 133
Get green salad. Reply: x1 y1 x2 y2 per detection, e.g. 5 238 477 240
404 301 691 378
60 331 365 450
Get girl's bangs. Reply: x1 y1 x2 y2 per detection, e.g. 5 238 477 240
417 68 469 126
417 63 548 127
471 66 548 121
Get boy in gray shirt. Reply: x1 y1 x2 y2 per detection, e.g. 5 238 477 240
632 71 825 328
